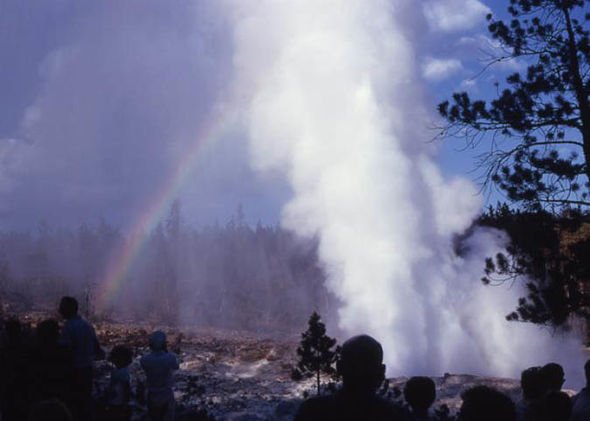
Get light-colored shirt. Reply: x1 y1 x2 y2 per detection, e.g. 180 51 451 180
107 367 130 406
140 351 179 392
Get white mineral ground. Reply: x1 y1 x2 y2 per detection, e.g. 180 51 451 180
89 321 573 420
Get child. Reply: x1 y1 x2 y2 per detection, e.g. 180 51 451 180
404 376 436 421
140 331 179 421
105 345 133 421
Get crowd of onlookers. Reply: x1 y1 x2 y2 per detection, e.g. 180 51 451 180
0 297 179 421
1 298 590 421
294 335 590 421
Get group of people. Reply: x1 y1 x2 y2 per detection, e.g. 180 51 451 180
0 297 179 421
2 299 590 421
295 335 590 421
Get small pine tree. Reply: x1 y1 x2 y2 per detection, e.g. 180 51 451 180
295 312 339 396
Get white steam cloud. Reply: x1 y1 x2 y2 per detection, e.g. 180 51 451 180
226 0 584 383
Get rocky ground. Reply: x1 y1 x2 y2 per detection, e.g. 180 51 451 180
8 311 563 420
88 321 527 420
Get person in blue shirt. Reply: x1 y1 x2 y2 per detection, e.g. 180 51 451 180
140 331 179 421
58 296 104 420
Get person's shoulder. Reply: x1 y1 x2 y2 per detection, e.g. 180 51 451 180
295 395 340 420
64 315 89 328
112 367 130 382
140 354 149 366
79 316 95 330
371 395 407 419
165 352 179 367
295 394 406 421
573 387 590 404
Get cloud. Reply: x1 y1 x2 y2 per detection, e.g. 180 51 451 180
422 57 464 81
423 0 491 33
0 1 284 229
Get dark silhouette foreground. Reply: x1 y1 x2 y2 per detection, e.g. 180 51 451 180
571 359 590 421
294 334 406 421
59 296 104 420
458 385 516 421
3 311 590 421
404 376 436 421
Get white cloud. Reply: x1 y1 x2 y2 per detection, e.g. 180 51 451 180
423 0 491 33
422 57 464 81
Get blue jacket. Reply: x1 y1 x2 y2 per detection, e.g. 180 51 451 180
60 315 100 368
140 351 179 393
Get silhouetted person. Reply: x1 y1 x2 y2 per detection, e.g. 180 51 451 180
58 296 103 420
0 318 31 421
540 391 571 421
404 376 436 420
294 334 407 421
540 362 565 393
458 385 516 421
30 319 73 407
571 359 590 421
140 331 179 421
28 399 73 421
104 345 133 421
516 366 544 421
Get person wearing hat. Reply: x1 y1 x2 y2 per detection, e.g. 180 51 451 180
140 331 179 421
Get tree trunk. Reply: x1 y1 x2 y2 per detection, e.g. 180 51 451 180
316 369 321 396
563 6 590 182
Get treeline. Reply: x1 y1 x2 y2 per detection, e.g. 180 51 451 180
0 204 333 332
478 203 590 329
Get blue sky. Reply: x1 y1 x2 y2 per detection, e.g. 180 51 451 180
0 0 527 229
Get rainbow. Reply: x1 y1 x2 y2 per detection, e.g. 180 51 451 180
95 107 237 311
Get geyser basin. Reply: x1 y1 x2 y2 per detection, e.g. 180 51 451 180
226 0 584 386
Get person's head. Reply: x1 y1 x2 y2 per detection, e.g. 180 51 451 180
543 391 572 421
458 385 516 421
109 345 133 369
36 319 60 346
58 296 78 320
149 330 167 352
336 334 385 394
521 366 543 401
584 359 590 387
404 376 436 413
28 399 73 421
540 362 565 392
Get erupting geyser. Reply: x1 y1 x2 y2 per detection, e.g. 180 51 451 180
226 0 584 384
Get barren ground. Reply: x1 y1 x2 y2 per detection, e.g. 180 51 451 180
91 321 526 420
7 313 534 420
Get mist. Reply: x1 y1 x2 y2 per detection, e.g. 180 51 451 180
226 0 584 383
0 0 586 386
0 0 283 230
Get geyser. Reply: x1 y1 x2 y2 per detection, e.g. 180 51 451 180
226 0 584 383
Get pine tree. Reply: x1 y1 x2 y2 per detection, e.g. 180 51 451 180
439 0 590 210
294 312 339 396
438 0 590 327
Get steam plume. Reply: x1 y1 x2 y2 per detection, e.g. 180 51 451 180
227 0 583 382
